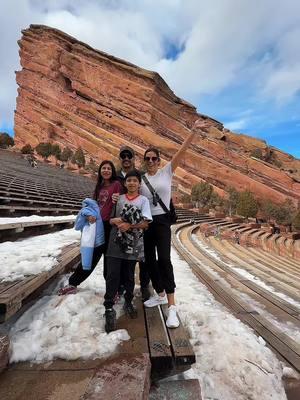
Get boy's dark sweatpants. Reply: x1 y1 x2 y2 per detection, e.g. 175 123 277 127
69 244 105 287
102 220 112 280
104 257 136 309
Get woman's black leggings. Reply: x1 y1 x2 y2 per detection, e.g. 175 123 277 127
69 220 111 286
69 243 106 287
143 213 176 294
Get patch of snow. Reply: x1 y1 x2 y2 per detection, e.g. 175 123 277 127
0 228 80 282
192 234 234 265
172 248 288 400
193 234 300 310
6 230 291 398
9 259 129 363
0 215 76 225
233 267 300 310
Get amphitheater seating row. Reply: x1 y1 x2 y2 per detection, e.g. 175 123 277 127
0 149 95 216
198 215 300 260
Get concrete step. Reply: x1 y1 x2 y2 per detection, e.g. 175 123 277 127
149 379 202 400
81 353 151 400
0 353 151 400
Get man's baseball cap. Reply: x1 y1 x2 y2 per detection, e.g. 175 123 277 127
119 146 135 157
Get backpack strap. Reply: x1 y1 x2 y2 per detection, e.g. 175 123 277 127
142 174 169 213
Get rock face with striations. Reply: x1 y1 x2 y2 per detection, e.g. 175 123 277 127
14 25 300 205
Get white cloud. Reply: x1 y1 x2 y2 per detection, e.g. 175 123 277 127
225 119 249 131
1 0 300 132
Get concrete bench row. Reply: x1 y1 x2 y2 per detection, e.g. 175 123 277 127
0 218 76 242
198 216 300 260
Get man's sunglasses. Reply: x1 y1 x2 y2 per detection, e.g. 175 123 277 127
120 152 133 160
144 156 159 162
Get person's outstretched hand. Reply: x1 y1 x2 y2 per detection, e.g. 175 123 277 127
191 119 211 134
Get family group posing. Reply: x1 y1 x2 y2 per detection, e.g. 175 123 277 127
58 119 208 333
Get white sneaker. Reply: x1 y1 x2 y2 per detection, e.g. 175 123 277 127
144 294 168 308
166 305 180 328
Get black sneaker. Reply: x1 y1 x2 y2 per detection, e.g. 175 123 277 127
104 308 116 333
141 286 151 301
123 302 138 319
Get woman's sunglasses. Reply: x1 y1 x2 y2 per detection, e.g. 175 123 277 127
120 152 133 160
144 156 159 162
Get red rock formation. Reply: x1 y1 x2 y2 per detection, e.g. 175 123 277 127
14 25 300 205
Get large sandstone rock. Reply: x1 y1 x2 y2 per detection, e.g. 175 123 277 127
14 25 300 205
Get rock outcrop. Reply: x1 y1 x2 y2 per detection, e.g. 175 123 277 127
14 25 300 205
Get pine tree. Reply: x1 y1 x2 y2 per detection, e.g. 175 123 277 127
191 182 213 208
236 191 258 218
51 143 62 160
60 147 73 162
73 147 86 168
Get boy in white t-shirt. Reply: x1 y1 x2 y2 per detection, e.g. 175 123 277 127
104 170 152 333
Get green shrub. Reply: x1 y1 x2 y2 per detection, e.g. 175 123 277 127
35 142 52 159
21 144 34 154
0 132 14 148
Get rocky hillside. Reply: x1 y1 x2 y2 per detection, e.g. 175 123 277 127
14 25 300 205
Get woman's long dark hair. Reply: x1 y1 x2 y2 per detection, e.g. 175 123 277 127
93 160 118 201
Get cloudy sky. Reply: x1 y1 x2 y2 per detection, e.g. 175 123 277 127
1 0 299 157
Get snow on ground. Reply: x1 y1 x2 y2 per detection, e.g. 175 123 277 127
0 228 80 282
172 248 288 400
9 259 129 363
233 267 300 310
193 234 230 264
6 229 290 398
191 235 300 350
193 234 300 310
0 215 76 225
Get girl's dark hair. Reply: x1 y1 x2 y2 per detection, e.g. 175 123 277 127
93 160 118 201
144 147 160 159
125 169 142 183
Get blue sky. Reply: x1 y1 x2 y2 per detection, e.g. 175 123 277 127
0 0 299 159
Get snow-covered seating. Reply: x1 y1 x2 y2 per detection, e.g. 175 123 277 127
0 244 80 323
0 216 76 242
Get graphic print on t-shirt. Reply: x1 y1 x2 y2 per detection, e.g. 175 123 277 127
99 190 109 209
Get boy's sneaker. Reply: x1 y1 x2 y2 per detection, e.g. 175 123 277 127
105 308 117 333
58 285 77 296
141 286 151 301
166 305 180 328
144 294 168 308
123 302 138 319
